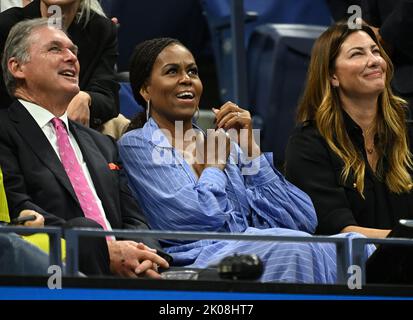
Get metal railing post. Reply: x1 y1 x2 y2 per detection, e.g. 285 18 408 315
230 0 248 106
64 229 79 276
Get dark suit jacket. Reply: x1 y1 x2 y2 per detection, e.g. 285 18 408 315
0 0 120 128
326 0 362 21
0 101 160 250
362 0 413 95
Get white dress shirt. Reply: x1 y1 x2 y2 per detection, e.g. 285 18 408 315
20 99 113 231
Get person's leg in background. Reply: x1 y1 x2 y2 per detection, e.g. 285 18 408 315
0 233 50 275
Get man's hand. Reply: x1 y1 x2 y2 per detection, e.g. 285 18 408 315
18 210 44 227
107 240 169 278
67 91 91 127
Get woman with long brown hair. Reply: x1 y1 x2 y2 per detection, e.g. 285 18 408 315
285 21 413 283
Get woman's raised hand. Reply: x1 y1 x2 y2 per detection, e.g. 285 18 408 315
213 101 261 158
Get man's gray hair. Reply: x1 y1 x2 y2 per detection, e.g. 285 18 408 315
1 18 50 96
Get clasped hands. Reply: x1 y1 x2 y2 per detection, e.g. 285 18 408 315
107 240 169 279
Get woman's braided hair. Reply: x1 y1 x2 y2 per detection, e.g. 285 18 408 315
127 37 183 131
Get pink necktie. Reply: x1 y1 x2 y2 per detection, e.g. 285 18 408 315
51 118 108 230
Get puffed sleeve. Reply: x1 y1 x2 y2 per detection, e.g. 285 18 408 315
238 149 318 233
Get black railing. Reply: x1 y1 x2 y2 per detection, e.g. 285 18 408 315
4 225 413 285
63 228 351 283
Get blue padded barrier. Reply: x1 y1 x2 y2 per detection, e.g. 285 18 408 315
119 82 144 119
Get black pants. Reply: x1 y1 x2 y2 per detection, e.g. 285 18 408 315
63 217 111 277
366 223 413 284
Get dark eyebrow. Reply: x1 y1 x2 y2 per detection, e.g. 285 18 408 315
162 62 197 70
347 44 379 53
162 63 179 70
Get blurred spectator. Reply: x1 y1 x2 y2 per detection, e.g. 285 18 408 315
362 0 413 111
0 233 50 276
0 166 50 276
0 0 32 12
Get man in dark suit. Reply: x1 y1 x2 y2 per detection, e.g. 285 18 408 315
0 0 119 129
0 18 169 277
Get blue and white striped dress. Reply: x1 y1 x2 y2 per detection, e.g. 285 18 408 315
118 118 368 284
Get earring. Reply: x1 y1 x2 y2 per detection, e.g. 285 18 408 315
146 100 151 121
193 106 199 122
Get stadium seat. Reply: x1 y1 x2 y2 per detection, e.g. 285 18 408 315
200 0 332 103
247 24 327 167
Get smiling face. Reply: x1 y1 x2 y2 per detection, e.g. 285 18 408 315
140 43 203 124
331 31 387 100
13 26 80 104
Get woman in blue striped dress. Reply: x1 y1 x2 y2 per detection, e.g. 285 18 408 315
118 38 371 284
